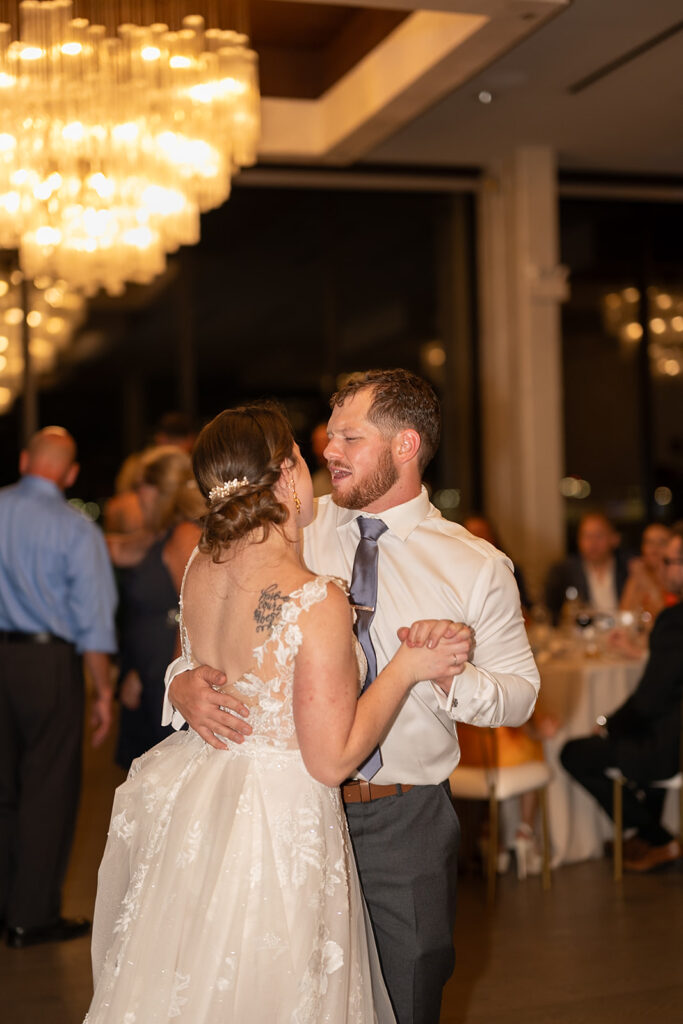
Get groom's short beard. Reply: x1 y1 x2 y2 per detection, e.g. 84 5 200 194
332 445 398 510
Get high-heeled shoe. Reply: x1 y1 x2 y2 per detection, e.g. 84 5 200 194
513 823 543 880
478 837 511 875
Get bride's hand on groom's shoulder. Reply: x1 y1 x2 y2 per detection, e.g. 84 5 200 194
169 667 253 750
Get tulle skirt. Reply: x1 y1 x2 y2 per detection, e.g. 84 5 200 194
85 729 394 1023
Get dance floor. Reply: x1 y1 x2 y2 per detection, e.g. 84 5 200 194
2 708 681 1024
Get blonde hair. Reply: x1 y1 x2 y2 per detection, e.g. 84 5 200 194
138 446 205 532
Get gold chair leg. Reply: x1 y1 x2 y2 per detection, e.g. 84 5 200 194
613 776 623 882
539 785 552 890
487 785 498 904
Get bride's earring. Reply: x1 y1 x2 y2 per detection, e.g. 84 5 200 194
288 475 301 515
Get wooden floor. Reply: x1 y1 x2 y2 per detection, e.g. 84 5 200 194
2 719 681 1024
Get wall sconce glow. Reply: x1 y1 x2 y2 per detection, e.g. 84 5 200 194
433 489 461 511
620 322 643 342
560 477 591 499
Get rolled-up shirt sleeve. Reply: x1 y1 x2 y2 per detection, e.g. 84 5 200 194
444 555 539 726
65 524 118 654
162 654 193 728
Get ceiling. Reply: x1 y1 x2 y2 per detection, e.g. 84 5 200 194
2 1 679 175
366 0 683 178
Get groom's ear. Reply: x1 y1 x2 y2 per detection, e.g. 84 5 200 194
393 429 421 465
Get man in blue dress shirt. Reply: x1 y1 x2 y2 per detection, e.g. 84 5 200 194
0 427 117 948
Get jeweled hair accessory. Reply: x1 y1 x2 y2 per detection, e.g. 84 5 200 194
208 477 250 504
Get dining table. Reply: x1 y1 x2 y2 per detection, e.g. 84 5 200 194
533 648 644 865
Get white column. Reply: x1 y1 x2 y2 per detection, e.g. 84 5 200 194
477 146 568 600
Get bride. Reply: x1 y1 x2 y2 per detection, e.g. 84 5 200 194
85 402 461 1024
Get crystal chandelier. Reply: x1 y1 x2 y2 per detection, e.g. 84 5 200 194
0 266 85 412
0 1 260 296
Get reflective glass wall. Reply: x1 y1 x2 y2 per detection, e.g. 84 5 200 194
560 197 683 545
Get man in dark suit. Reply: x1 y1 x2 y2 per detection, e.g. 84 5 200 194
560 523 683 872
545 512 630 625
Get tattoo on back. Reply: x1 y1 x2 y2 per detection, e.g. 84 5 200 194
254 583 289 634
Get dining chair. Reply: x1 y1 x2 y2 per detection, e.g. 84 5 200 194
448 728 552 902
609 710 683 882
610 769 683 881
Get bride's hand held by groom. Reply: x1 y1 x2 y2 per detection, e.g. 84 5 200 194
168 618 474 751
396 620 474 693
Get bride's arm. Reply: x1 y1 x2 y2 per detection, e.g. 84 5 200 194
293 584 460 786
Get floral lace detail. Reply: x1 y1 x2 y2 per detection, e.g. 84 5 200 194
175 820 202 868
110 809 135 844
84 562 391 1024
180 569 347 755
216 955 237 991
168 970 190 1017
293 922 347 1024
177 547 199 664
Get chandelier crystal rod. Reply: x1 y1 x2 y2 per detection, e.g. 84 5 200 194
0 0 260 296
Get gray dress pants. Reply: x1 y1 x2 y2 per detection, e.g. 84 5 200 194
345 781 460 1024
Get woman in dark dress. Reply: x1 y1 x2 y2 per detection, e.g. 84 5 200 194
107 446 204 769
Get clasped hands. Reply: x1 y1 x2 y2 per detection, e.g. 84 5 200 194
170 619 474 752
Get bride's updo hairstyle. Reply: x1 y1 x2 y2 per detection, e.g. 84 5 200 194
193 402 296 561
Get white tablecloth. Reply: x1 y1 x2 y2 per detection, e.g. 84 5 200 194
536 654 645 865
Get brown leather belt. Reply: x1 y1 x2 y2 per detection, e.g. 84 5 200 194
341 780 413 804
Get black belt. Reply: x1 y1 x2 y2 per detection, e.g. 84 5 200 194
0 630 72 646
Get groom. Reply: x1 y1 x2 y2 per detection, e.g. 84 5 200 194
164 369 539 1024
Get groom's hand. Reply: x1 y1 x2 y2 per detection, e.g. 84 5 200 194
396 620 474 693
169 667 253 751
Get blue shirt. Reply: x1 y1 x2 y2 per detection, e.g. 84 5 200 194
0 474 117 653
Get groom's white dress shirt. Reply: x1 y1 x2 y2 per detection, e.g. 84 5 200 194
163 487 539 786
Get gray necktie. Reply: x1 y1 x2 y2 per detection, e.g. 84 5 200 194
349 516 388 779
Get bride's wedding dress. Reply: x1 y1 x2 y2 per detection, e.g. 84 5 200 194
85 571 395 1023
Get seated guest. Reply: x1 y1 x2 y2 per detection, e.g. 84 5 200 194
619 522 671 623
560 523 683 872
463 514 531 612
545 512 629 625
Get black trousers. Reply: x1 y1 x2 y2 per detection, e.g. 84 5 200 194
561 735 671 846
0 641 83 928
345 781 460 1024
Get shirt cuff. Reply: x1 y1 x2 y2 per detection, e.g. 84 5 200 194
162 654 192 730
429 677 457 715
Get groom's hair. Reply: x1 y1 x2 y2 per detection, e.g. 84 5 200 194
330 369 441 473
